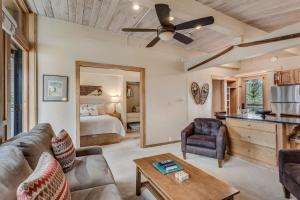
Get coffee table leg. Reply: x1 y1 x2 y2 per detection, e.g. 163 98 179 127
136 167 141 196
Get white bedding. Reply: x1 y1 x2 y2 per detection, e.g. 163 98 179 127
80 115 125 137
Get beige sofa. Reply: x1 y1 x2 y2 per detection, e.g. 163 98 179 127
0 123 122 200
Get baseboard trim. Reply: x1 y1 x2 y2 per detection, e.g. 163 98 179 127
144 140 180 148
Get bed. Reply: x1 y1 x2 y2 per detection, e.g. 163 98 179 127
80 114 125 147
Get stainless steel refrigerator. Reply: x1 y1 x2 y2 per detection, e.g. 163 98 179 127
271 85 300 115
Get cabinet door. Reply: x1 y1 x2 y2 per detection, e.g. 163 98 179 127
294 69 300 84
280 70 295 85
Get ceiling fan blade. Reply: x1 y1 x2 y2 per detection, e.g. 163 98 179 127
146 37 160 48
155 4 171 26
173 32 193 44
122 28 157 32
175 16 214 30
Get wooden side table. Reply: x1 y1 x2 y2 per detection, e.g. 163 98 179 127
109 112 121 120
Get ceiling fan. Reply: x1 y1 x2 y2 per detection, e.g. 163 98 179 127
122 4 214 48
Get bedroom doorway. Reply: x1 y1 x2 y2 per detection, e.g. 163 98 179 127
76 61 146 148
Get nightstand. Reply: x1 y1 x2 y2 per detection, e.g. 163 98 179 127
109 112 121 120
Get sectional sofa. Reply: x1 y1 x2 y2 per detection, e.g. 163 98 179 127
0 123 122 200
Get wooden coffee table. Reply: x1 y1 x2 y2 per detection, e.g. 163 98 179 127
134 153 239 200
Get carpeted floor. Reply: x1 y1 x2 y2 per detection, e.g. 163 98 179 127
102 139 296 200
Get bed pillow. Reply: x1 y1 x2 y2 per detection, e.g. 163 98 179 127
80 104 89 116
80 104 98 116
51 130 76 173
17 152 71 200
96 104 107 115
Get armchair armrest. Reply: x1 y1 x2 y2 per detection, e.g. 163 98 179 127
216 125 227 160
181 123 194 152
279 149 300 181
76 146 103 157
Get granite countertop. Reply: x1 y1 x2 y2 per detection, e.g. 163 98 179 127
226 113 300 125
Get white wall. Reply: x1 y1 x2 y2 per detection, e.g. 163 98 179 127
212 80 222 116
186 67 237 122
80 72 123 114
239 54 300 74
37 16 190 146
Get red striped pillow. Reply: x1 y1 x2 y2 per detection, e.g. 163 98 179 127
17 152 71 200
51 130 76 173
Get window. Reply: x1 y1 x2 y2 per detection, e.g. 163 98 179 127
8 47 23 138
245 79 263 112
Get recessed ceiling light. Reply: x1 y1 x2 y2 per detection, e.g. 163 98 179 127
271 56 278 62
195 25 202 30
133 3 140 10
169 16 174 21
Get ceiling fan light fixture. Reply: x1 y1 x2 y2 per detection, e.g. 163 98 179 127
169 16 174 21
133 3 140 10
159 31 175 41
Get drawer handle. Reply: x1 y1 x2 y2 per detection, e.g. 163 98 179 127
248 149 251 153
247 124 251 127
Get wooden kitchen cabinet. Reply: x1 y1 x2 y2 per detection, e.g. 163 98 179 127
226 118 278 166
280 70 295 85
275 69 300 85
294 69 300 83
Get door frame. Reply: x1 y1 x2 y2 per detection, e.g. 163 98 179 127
76 61 146 148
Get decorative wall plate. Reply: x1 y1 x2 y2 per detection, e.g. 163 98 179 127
190 82 209 105
200 83 209 105
191 82 201 104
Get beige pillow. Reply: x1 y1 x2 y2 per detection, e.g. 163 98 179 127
96 104 107 115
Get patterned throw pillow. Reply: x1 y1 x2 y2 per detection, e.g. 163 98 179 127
17 152 71 200
51 130 76 173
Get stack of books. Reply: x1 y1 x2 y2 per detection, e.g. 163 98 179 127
153 159 183 175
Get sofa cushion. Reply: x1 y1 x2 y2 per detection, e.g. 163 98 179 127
71 184 122 200
284 163 300 185
4 123 55 169
194 118 222 135
52 130 76 173
17 152 71 200
187 134 216 149
65 154 115 191
0 146 33 200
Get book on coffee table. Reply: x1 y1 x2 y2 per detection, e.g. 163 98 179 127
153 159 183 174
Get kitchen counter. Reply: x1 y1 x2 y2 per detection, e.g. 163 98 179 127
226 113 300 125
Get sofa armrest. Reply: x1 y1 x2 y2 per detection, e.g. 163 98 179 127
76 146 103 157
216 125 227 160
279 149 300 181
181 123 194 152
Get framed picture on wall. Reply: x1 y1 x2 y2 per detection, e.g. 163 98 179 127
43 75 68 102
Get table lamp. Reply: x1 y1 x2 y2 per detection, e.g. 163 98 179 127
111 96 120 114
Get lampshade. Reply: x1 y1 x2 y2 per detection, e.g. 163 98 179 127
111 96 120 103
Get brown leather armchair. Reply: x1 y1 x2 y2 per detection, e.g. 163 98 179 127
279 149 300 199
181 118 227 168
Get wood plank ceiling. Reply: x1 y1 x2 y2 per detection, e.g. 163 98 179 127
24 0 238 53
197 0 300 32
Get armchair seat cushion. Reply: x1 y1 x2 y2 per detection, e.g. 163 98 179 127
284 163 300 185
187 135 216 149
